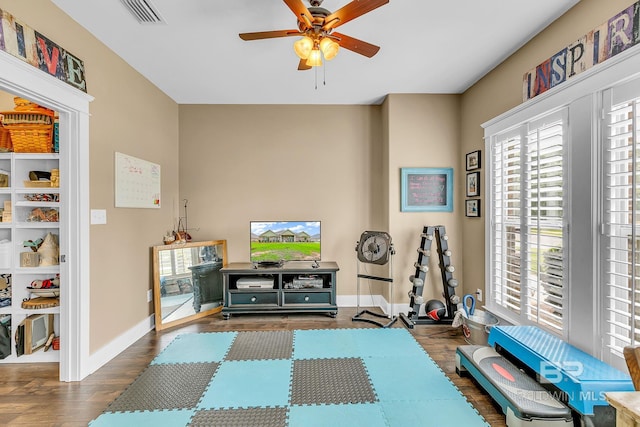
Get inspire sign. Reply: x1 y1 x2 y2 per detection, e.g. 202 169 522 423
523 2 639 101
0 8 86 92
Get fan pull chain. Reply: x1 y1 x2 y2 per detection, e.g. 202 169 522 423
314 66 318 90
323 61 326 86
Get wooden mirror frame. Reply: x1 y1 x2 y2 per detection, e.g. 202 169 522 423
152 239 227 331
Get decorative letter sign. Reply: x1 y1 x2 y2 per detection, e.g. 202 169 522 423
0 8 87 92
524 2 640 101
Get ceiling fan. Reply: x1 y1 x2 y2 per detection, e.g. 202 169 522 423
239 0 389 70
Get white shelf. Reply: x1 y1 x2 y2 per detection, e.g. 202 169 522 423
12 153 59 160
14 222 59 229
1 349 60 363
15 188 60 194
14 306 60 315
14 201 60 207
14 266 59 274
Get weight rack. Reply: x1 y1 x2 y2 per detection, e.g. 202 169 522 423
400 225 459 328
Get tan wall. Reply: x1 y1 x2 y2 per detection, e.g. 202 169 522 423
1 0 633 360
386 94 462 303
459 0 636 297
178 105 384 295
0 0 180 353
178 98 461 307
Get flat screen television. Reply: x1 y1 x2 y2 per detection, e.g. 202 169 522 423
250 221 321 263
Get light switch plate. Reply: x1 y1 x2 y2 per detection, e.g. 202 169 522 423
90 209 107 224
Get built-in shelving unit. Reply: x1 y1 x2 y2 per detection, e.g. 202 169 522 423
0 152 61 363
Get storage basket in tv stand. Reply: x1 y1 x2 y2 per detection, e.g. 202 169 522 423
221 261 338 319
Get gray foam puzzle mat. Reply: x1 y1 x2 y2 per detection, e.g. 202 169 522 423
225 330 293 361
189 407 288 427
105 362 219 412
290 357 377 405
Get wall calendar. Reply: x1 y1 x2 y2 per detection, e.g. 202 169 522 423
115 152 161 209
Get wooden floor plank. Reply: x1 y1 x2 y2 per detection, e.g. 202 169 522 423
0 307 506 426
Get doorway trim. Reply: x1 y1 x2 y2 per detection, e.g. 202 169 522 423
0 49 93 381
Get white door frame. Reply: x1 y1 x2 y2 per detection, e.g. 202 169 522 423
0 50 92 381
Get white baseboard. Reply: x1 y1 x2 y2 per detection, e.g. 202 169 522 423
86 315 155 376
337 295 409 318
84 296 411 376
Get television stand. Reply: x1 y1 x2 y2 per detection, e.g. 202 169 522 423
221 261 339 319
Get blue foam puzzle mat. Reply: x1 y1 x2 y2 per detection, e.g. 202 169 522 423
152 331 237 364
89 409 196 427
288 403 388 427
199 359 292 409
91 328 489 427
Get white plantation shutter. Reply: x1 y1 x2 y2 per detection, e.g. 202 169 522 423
488 109 566 333
159 249 173 276
490 129 523 317
159 247 197 277
602 81 640 361
524 115 565 332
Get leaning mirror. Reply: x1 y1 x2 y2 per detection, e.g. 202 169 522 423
152 240 227 331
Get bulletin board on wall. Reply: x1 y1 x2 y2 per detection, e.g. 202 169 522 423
400 167 453 212
115 152 161 208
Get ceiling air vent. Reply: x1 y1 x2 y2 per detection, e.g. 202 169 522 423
120 0 165 24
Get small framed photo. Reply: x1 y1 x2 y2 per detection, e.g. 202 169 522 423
465 199 481 217
466 172 480 197
466 150 481 171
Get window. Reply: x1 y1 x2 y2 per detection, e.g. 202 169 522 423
488 110 566 333
602 82 640 361
159 247 196 278
484 47 640 369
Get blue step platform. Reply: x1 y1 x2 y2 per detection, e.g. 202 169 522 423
456 345 573 427
488 325 634 416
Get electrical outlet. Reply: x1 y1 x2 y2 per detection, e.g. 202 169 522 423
476 288 483 302
147 289 153 302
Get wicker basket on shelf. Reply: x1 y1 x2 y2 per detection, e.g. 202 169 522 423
0 111 54 153
0 122 12 152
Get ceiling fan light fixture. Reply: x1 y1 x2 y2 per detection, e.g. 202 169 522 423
306 48 323 67
294 36 314 60
319 37 339 60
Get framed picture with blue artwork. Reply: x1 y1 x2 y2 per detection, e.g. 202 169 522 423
465 199 481 217
400 167 454 212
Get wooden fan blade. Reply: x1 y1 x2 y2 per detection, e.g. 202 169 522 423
323 0 389 31
298 59 312 71
283 0 314 27
333 32 380 57
239 30 301 41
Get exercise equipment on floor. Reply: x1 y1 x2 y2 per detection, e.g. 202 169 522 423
400 225 458 328
458 325 635 427
352 231 397 328
456 345 573 427
488 325 633 422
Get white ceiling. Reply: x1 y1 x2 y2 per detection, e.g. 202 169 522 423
51 0 580 105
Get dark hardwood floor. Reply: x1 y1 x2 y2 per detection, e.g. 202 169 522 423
0 307 506 426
